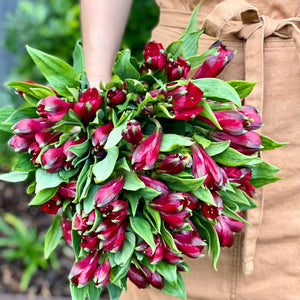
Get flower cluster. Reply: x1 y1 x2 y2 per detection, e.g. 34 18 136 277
0 6 284 300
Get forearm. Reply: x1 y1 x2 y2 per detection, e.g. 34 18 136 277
80 0 132 87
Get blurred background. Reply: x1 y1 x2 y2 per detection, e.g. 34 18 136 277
0 0 159 298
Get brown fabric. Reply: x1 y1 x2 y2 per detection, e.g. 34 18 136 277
120 0 300 299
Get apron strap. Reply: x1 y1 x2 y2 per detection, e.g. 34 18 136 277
202 0 300 276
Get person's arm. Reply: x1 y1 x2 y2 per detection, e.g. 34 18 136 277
80 0 132 88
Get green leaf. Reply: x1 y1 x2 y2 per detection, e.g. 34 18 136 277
70 283 88 300
156 261 177 283
125 79 147 93
107 283 123 300
92 146 119 183
259 134 287 151
223 205 250 225
125 191 140 216
0 107 15 132
7 81 55 99
213 147 259 166
3 107 38 126
44 216 62 259
86 281 102 300
117 157 131 172
161 222 180 253
35 169 64 193
181 2 201 35
104 121 128 149
193 216 219 270
72 40 85 74
160 133 195 152
162 272 186 300
67 139 90 157
205 140 231 156
166 40 184 59
192 78 242 107
78 164 93 202
71 229 82 260
181 29 204 58
198 99 222 129
129 216 155 252
110 260 130 287
74 159 92 202
187 47 219 69
247 159 281 188
0 171 28 183
193 134 211 148
13 153 35 172
219 188 257 210
140 187 161 201
145 206 161 233
111 232 135 266
83 184 99 215
227 80 256 99
30 87 55 99
156 173 205 192
29 187 58 206
59 167 79 180
123 171 145 191
26 45 80 97
192 187 215 205
112 49 140 81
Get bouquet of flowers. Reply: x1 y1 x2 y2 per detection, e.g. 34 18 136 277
0 5 284 300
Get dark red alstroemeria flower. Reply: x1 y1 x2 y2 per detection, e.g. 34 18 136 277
191 143 224 188
132 120 162 171
127 264 149 289
238 105 262 130
91 121 114 154
122 119 144 145
12 118 53 138
157 152 192 174
165 56 191 81
194 40 235 79
210 130 262 155
214 214 244 247
94 176 125 208
172 221 205 258
107 85 127 106
41 146 66 173
73 88 103 123
69 251 100 287
144 41 167 70
57 181 77 200
222 165 256 197
61 217 72 245
201 191 223 220
40 194 62 214
9 135 34 152
37 95 73 122
137 174 171 196
167 82 204 120
93 258 111 287
141 265 165 289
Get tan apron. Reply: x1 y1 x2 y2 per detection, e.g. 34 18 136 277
120 0 300 299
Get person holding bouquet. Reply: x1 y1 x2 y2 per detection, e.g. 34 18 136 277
80 0 300 299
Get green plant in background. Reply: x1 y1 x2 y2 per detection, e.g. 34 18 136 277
0 213 59 291
3 0 158 85
4 0 81 84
